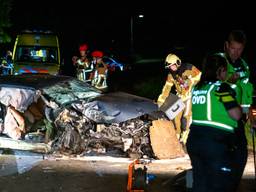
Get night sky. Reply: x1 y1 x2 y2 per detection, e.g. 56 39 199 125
8 0 255 73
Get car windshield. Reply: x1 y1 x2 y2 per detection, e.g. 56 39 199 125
42 78 102 105
15 46 58 63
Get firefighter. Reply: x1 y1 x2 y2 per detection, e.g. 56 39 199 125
215 30 253 115
91 50 108 91
186 55 246 192
72 44 93 82
157 53 201 143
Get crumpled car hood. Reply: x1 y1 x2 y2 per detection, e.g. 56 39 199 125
72 91 158 123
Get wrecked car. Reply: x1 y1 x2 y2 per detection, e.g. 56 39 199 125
0 74 153 158
0 74 185 159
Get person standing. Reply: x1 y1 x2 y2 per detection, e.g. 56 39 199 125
1 50 13 75
91 50 108 91
72 44 93 82
157 53 201 144
215 30 253 115
186 55 246 192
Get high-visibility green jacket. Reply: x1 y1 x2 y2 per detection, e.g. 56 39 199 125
215 52 253 111
192 81 239 133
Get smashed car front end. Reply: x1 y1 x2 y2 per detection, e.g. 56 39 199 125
0 74 165 159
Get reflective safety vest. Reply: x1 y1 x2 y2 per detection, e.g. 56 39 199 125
215 52 253 112
91 62 108 90
192 82 237 133
76 57 93 82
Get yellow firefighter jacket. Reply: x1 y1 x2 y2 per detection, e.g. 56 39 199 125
157 63 201 106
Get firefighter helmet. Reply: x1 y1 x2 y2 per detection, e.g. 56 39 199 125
79 44 88 52
165 53 181 68
91 50 104 58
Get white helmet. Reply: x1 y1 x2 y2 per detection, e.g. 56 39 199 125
165 53 181 68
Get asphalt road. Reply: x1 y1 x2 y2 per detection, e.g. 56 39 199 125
0 149 255 192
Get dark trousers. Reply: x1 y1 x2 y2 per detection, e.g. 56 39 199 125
230 130 248 191
186 125 247 192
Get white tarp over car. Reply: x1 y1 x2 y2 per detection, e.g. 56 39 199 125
0 87 40 112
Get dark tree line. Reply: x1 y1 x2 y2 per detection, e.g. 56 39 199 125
0 0 12 43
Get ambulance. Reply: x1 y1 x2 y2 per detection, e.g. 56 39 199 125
12 30 61 75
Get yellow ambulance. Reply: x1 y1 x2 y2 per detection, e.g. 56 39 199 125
12 30 61 75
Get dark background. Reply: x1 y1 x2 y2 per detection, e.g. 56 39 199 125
6 0 255 79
